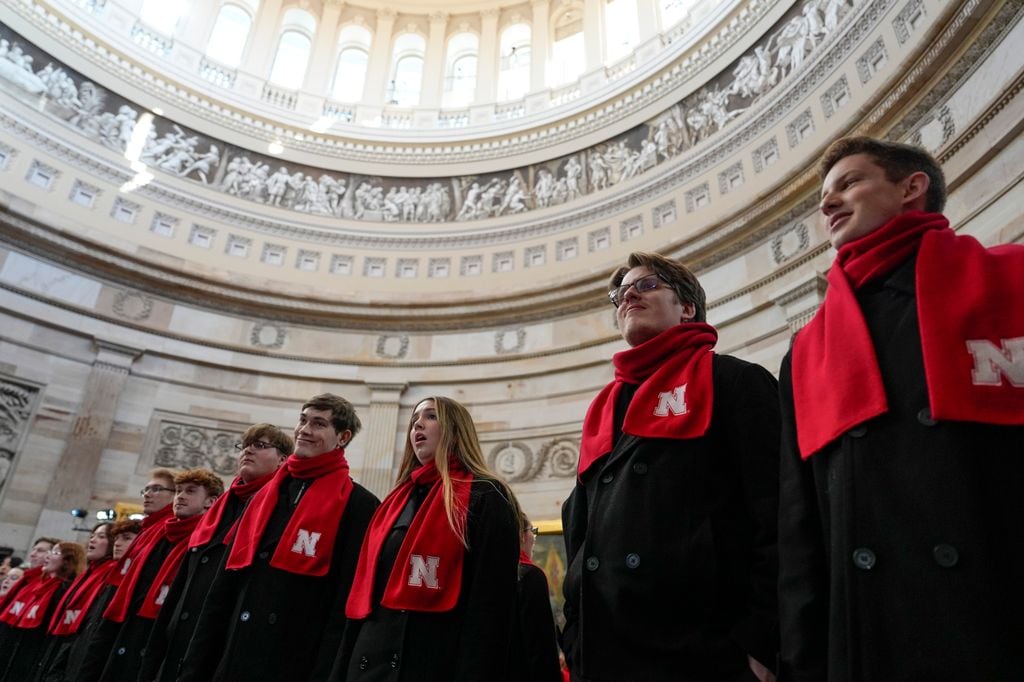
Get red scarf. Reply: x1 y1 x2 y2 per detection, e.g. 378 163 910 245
48 559 116 635
578 323 717 476
346 459 473 618
226 449 353 577
137 513 203 619
519 549 535 566
104 504 174 623
5 573 65 630
189 471 275 549
792 211 1024 458
0 565 41 613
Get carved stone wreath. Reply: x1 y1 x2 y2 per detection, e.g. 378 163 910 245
112 290 154 321
250 322 287 349
540 438 580 478
488 441 543 483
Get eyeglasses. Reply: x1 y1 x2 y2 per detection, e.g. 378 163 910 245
234 440 278 451
528 526 539 537
140 485 174 495
608 274 666 307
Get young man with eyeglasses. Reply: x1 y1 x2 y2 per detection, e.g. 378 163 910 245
178 394 380 682
89 469 222 682
561 252 780 682
777 137 1024 681
138 425 291 682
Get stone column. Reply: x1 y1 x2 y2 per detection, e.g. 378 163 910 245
357 383 407 498
175 0 222 50
770 272 829 334
303 0 345 93
240 0 285 77
419 12 449 107
530 0 550 91
583 0 605 70
474 10 500 104
636 0 659 41
362 9 397 104
33 341 141 540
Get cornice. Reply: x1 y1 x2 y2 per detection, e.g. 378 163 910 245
4 0 776 166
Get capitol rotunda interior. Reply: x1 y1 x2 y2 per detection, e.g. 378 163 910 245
0 0 1021 568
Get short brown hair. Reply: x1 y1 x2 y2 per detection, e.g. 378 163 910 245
609 252 707 323
32 537 59 548
819 136 946 212
149 468 176 487
173 468 225 497
302 394 362 442
240 423 293 456
110 519 142 538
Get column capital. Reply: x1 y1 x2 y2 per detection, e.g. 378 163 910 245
377 8 397 21
429 11 450 25
770 271 829 334
92 339 143 371
366 382 409 402
480 8 501 20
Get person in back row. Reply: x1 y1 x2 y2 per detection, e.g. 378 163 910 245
334 396 520 681
511 512 562 682
139 424 291 682
42 519 140 682
0 540 85 680
90 469 221 682
562 251 780 681
179 394 379 682
777 136 1024 680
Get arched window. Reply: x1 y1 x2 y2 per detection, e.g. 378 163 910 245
604 0 639 63
443 32 479 107
332 25 372 101
549 7 584 87
139 0 187 35
389 33 426 106
659 0 698 29
497 23 531 102
269 9 316 87
205 4 253 67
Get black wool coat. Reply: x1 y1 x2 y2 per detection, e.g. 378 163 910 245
0 580 69 682
333 478 520 682
137 495 244 682
38 583 116 682
562 354 780 682
510 562 562 682
777 257 1024 682
177 478 379 682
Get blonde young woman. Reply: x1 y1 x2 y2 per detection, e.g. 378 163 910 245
336 396 520 681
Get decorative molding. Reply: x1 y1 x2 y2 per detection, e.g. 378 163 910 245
147 412 246 477
494 328 527 355
0 376 42 503
250 322 287 349
111 289 153 321
376 334 409 359
770 222 810 264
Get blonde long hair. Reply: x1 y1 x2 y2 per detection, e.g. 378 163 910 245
396 396 515 548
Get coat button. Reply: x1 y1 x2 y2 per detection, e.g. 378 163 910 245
632 462 648 475
390 653 400 669
585 556 600 571
258 551 269 559
190 547 199 553
240 611 251 622
933 544 959 568
852 547 876 570
359 656 368 671
917 408 937 426
600 472 614 484
180 611 189 621
268 613 277 624
848 425 868 438
625 553 640 569
199 556 209 564
116 647 126 655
